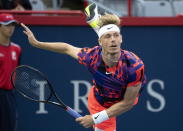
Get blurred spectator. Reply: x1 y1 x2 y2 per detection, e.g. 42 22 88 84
61 0 84 10
41 0 62 10
29 0 45 10
0 0 32 10
42 0 84 10
0 13 22 131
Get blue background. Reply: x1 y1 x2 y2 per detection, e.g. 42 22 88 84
12 25 183 131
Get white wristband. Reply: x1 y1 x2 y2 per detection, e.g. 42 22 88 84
92 110 109 124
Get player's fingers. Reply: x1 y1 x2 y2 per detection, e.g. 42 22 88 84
85 125 90 128
20 23 27 29
23 31 28 35
82 123 88 128
75 117 83 122
23 30 33 37
21 23 31 32
82 123 91 128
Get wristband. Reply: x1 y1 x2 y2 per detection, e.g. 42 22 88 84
92 110 109 124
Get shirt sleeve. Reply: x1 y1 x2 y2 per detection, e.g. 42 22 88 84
126 52 146 87
77 47 93 66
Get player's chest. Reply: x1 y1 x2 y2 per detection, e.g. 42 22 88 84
89 64 128 89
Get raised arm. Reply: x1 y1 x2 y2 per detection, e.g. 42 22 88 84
21 23 81 59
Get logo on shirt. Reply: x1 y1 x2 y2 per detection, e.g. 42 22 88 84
11 51 17 60
105 72 112 75
0 53 4 57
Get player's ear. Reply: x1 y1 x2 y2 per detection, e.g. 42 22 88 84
119 34 122 43
98 38 102 46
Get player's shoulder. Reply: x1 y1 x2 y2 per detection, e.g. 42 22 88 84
122 50 144 66
81 46 101 54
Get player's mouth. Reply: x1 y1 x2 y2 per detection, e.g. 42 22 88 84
110 45 118 49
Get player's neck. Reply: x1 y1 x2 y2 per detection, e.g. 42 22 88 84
0 35 10 46
102 51 121 67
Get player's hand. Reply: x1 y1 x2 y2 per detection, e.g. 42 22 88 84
76 115 94 128
21 23 39 47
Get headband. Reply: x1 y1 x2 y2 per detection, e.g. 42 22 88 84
98 24 120 38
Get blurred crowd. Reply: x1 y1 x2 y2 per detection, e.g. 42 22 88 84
0 0 32 10
0 0 85 11
0 0 183 17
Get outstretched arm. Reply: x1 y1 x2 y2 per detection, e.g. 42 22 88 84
21 23 81 59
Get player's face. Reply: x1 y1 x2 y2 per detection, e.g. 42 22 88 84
99 31 122 54
0 23 16 38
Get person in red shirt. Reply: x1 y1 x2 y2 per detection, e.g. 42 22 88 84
21 12 146 131
0 13 21 131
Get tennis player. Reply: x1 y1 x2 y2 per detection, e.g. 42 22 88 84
21 12 146 131
0 13 21 131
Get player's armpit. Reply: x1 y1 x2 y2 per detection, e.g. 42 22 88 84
65 44 81 59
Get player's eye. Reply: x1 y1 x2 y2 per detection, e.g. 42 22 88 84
104 34 111 39
114 33 120 37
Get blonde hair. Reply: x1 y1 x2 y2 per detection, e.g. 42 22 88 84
98 13 121 28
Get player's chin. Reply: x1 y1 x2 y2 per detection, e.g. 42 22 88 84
84 125 92 128
108 48 120 54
